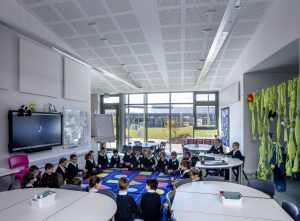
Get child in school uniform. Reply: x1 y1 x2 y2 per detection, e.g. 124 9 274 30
142 149 147 161
133 148 143 170
224 142 243 181
110 149 121 168
41 163 54 187
182 151 192 162
115 177 137 221
123 146 134 170
167 151 179 175
89 176 102 192
142 149 155 171
29 165 41 187
156 151 168 174
66 154 85 183
22 172 35 188
171 160 191 189
139 179 162 221
207 138 224 155
47 173 64 188
55 157 68 182
189 168 203 181
85 151 102 176
98 147 110 168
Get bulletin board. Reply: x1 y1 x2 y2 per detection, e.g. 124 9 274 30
63 108 88 148
221 107 230 146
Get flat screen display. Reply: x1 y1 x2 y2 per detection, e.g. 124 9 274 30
8 111 62 152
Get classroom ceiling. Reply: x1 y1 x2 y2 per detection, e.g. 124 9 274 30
17 0 273 94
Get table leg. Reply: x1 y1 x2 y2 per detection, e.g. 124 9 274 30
239 165 242 184
229 168 232 183
9 173 16 190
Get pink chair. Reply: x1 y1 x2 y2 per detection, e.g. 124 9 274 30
8 155 29 186
204 139 212 145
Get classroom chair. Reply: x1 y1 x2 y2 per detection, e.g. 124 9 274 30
98 189 117 201
8 154 29 187
166 191 175 206
247 179 275 198
282 200 300 221
174 178 193 189
232 155 248 182
60 184 82 191
203 176 225 182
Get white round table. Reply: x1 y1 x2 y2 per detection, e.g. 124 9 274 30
196 154 243 183
172 181 293 221
0 188 117 221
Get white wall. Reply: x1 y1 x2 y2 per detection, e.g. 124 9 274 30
0 28 91 168
219 0 300 173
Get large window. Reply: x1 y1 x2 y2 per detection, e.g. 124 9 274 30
124 91 218 153
194 92 218 129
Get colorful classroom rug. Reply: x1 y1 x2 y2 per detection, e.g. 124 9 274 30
83 168 180 220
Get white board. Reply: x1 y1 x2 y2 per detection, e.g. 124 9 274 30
93 114 115 143
19 38 62 97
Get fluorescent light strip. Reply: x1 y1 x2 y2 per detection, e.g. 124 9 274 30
52 47 92 68
52 47 141 91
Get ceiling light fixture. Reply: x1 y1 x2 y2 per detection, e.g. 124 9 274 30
88 21 97 26
194 0 245 89
52 47 92 68
100 37 108 41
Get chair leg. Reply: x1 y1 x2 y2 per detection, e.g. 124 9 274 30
242 169 248 180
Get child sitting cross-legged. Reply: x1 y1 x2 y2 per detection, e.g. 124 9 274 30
88 176 102 192
123 146 134 170
29 165 41 187
98 147 110 169
41 163 54 187
133 148 143 170
167 151 179 175
110 149 121 168
85 151 102 176
115 177 137 221
171 160 191 189
22 172 35 188
141 149 155 171
139 179 162 221
156 151 168 174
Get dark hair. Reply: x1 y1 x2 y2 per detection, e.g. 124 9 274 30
70 154 77 160
159 151 166 157
59 157 67 165
184 151 191 157
89 176 101 188
29 165 39 173
171 151 177 157
232 142 240 147
189 168 203 180
146 178 158 190
22 172 35 187
214 138 221 143
118 177 129 190
73 176 83 186
100 147 105 151
113 149 118 154
47 173 64 188
127 146 132 150
181 160 191 169
45 163 54 171
85 152 93 160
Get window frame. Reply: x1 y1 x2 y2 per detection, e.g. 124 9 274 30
193 91 219 130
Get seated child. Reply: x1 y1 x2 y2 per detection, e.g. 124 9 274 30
22 172 35 188
123 146 134 170
115 177 137 221
29 165 41 187
142 149 155 171
41 163 54 187
66 154 85 182
142 149 148 161
85 151 102 176
140 179 162 221
167 151 179 175
180 160 191 179
182 151 191 161
72 176 83 187
133 148 143 170
47 173 64 188
110 149 121 168
156 151 168 174
224 142 243 181
89 176 102 192
56 157 68 182
98 147 110 168
190 168 203 181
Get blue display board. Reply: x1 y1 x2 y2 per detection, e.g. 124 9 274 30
221 107 230 146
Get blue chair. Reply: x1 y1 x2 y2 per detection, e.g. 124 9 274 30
60 184 82 191
247 179 275 198
98 189 117 201
282 200 300 221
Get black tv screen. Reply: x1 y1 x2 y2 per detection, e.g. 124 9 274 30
8 111 62 152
